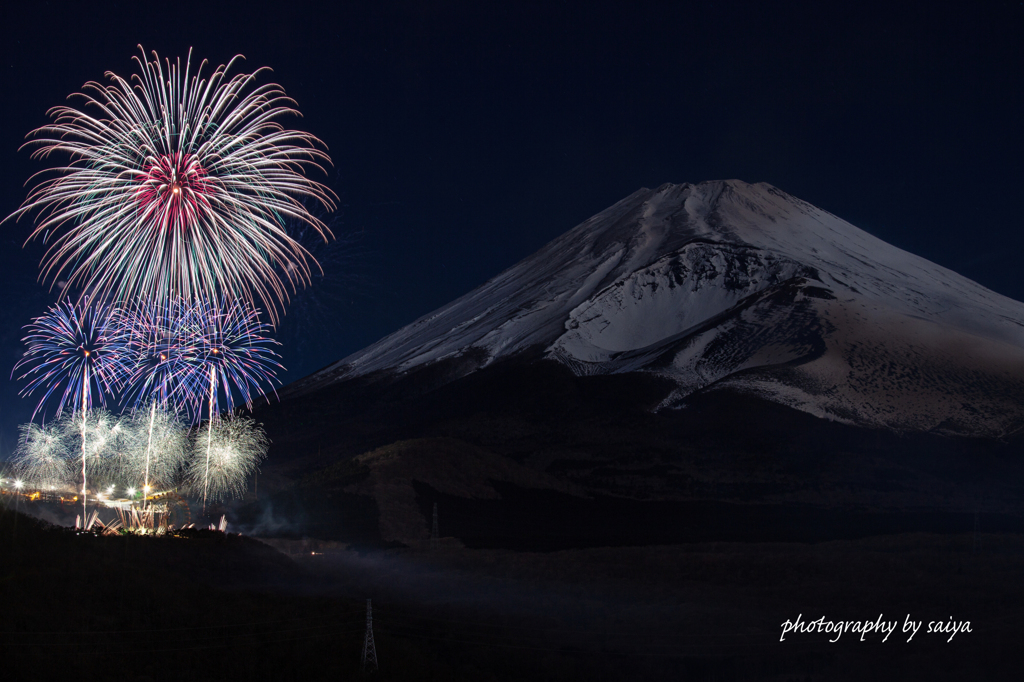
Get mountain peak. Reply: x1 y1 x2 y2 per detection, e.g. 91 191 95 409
290 181 1024 436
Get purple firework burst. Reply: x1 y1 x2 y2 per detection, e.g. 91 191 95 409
120 298 204 413
186 299 283 422
14 298 132 422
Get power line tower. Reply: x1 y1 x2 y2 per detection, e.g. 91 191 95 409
430 502 439 553
361 598 378 674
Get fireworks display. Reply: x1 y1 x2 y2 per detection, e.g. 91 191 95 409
9 300 279 516
7 46 336 323
120 299 203 412
8 402 265 527
4 47 332 527
11 421 71 490
9 408 185 492
117 298 282 424
72 409 122 484
184 416 268 504
13 298 132 421
189 299 282 417
8 405 206 508
130 402 189 491
14 300 133 517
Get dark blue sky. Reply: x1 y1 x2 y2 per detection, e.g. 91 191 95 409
0 0 1022 449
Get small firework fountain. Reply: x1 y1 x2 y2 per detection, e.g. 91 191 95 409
4 46 334 531
11 422 71 491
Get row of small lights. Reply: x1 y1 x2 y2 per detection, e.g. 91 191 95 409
98 485 154 498
1 477 151 498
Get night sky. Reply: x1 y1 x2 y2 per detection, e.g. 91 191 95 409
0 0 1021 451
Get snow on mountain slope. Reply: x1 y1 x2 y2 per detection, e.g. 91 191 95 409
290 180 1024 435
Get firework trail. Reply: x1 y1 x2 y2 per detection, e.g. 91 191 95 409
197 299 278 409
184 416 268 503
95 410 142 489
12 404 187 499
5 46 336 324
190 299 282 415
119 299 204 501
14 299 131 517
69 409 119 483
60 406 187 496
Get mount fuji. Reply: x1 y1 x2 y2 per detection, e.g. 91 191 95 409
289 180 1024 438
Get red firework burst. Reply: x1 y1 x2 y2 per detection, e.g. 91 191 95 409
135 153 215 232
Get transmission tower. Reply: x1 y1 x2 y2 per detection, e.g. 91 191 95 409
361 598 378 674
430 502 439 553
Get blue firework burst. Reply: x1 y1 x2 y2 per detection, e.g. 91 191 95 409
14 298 132 421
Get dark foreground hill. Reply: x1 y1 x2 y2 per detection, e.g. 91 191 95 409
4 503 672 682
0 504 355 681
5 502 1024 682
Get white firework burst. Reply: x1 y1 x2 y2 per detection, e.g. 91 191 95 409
59 409 120 486
11 421 71 490
184 416 268 503
130 402 188 491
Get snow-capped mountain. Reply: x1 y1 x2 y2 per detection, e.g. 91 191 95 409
291 180 1024 436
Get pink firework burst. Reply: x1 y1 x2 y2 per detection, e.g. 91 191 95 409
5 46 336 323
